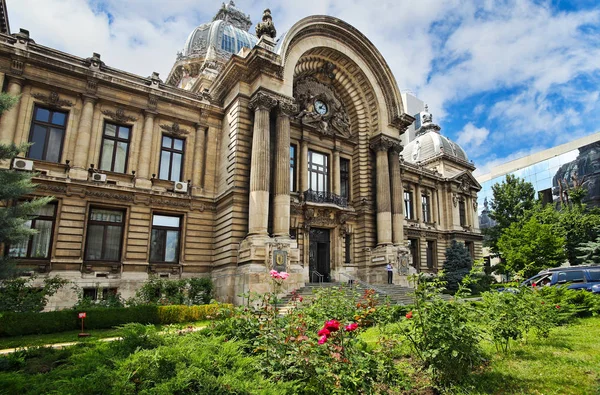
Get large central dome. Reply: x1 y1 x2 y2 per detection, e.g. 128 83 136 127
166 1 259 90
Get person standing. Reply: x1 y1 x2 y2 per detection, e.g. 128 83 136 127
386 263 393 284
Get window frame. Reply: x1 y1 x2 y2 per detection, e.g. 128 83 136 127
408 238 419 267
158 135 185 182
426 240 436 269
98 121 132 173
340 157 350 200
149 213 183 264
84 207 126 262
404 189 414 220
459 199 467 226
290 144 297 192
8 202 57 260
308 149 329 193
422 193 431 223
26 105 68 163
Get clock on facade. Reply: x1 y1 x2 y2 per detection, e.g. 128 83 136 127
314 100 328 115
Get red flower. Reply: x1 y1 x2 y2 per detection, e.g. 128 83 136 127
344 323 358 332
556 305 560 309
299 296 303 302
324 320 340 332
318 335 328 345
532 282 537 288
405 311 413 319
317 328 331 337
541 301 545 305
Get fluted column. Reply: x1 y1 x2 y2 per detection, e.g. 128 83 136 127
332 149 341 196
370 135 399 246
0 77 23 144
273 102 295 237
192 123 206 190
247 92 277 236
415 183 422 223
137 111 155 179
73 96 96 169
389 147 404 245
299 139 308 193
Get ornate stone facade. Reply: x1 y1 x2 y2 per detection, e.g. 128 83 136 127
0 3 481 308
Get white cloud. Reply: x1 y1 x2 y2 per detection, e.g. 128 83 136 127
456 122 490 153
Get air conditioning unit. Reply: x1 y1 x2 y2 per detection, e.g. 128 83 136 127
12 158 34 171
91 173 107 182
174 181 188 193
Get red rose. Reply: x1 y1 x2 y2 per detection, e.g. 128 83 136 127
317 328 331 337
344 323 358 332
318 335 327 345
556 305 560 309
405 311 413 319
324 319 340 332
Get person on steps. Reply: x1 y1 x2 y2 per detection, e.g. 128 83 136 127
386 263 393 284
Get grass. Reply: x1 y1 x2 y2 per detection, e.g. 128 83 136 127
0 320 210 350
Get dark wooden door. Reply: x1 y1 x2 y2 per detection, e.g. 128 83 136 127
309 228 331 282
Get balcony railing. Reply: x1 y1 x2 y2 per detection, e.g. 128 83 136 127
303 189 348 207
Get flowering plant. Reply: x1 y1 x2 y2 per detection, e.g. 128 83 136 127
269 269 290 280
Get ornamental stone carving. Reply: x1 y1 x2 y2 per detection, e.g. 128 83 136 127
32 91 73 108
369 135 402 152
293 76 353 141
160 122 189 135
255 9 276 39
248 91 278 111
102 107 138 123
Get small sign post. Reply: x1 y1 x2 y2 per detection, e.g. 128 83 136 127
78 312 90 338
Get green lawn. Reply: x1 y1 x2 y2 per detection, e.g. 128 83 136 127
0 320 210 350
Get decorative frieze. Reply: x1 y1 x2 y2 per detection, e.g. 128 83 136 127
160 122 189 135
32 92 73 108
102 107 138 123
86 189 134 202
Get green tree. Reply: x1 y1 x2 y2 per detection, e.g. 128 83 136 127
442 240 473 293
0 92 53 278
577 227 600 265
485 174 536 254
497 216 566 278
557 206 600 266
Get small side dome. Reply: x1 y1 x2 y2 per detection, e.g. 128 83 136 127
401 105 469 164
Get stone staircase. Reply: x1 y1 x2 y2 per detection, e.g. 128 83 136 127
276 281 448 315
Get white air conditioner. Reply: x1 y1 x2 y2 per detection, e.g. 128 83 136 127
12 158 34 171
174 181 188 193
91 173 107 182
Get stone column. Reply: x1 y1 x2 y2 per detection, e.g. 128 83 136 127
0 77 23 145
137 111 155 180
247 92 277 236
299 139 308 193
273 102 295 237
332 149 341 196
192 123 206 191
389 147 404 245
72 96 96 172
415 183 422 223
370 135 396 246
432 187 439 225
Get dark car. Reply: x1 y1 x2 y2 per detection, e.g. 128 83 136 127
521 266 600 293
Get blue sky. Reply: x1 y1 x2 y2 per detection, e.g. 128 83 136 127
8 0 600 175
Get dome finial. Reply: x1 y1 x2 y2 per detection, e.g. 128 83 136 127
422 104 433 124
256 9 277 39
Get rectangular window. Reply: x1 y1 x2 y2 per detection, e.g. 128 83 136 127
422 194 431 223
290 145 296 192
340 158 350 199
27 105 67 163
408 238 419 267
426 240 435 269
308 150 328 193
8 203 56 259
459 199 467 226
150 214 181 263
99 122 131 173
85 208 125 262
404 190 413 220
83 287 118 301
159 136 185 182
465 241 474 259
345 234 351 263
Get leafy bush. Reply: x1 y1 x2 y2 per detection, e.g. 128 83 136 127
441 240 473 293
157 303 232 324
131 276 213 306
537 286 600 320
0 276 69 313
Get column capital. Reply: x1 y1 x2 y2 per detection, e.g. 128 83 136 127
6 76 25 86
80 94 97 105
278 100 298 117
142 110 156 118
370 134 402 153
249 91 278 112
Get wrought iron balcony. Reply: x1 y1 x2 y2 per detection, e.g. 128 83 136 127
303 189 348 207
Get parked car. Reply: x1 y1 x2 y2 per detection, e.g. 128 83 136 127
521 266 600 293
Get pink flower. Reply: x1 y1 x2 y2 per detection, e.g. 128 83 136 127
324 320 340 332
318 335 328 345
270 270 279 278
270 270 289 280
317 328 331 337
405 311 413 319
280 272 290 280
344 323 358 332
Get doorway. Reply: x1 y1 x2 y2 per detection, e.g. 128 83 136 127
309 228 331 282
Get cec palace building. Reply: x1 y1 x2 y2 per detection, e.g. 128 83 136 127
0 2 482 308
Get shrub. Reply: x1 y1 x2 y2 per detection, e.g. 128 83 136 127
157 304 232 324
0 276 69 313
441 240 473 293
131 276 213 306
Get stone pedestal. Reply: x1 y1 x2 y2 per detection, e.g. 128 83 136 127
368 244 414 286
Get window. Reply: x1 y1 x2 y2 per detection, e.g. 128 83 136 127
99 122 131 173
308 150 328 193
465 241 474 259
85 208 125 261
588 271 600 281
8 203 56 259
83 287 118 301
557 271 585 283
150 214 181 263
159 136 184 182
27 105 67 162
404 190 414 220
459 199 467 226
422 194 431 223
408 238 419 266
340 158 350 199
344 234 351 263
426 240 436 269
290 145 297 192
